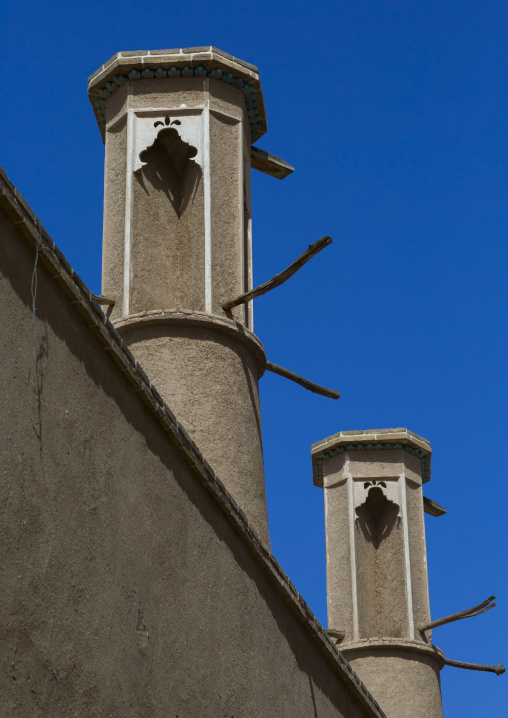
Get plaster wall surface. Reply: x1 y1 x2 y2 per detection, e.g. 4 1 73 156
0 198 382 718
130 130 206 312
406 481 432 631
324 472 354 636
102 120 127 313
345 646 444 718
354 495 407 639
322 447 431 639
102 77 249 325
116 316 269 541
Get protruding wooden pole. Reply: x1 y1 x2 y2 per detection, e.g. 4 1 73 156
444 658 505 676
266 361 340 399
419 595 496 633
222 236 332 311
91 293 116 306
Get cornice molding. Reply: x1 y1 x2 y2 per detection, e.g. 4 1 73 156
312 433 431 488
88 48 266 143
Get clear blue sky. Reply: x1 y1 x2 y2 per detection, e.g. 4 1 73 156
2 1 507 714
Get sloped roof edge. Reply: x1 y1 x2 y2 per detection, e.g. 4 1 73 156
0 163 386 718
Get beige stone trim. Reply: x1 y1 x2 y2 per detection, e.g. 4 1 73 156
399 474 415 639
312 428 432 487
244 151 254 330
340 637 446 669
203 95 212 311
346 461 360 640
313 428 431 456
89 47 261 88
123 106 134 316
113 309 267 376
88 47 267 143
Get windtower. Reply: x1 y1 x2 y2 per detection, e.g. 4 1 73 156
312 428 445 718
88 48 284 546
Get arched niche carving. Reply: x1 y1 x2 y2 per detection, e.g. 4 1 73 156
135 115 202 218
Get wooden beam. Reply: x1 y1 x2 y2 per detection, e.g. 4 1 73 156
251 147 294 180
419 595 496 633
222 236 332 311
91 293 116 306
326 628 346 642
423 496 447 517
444 658 505 676
266 361 340 400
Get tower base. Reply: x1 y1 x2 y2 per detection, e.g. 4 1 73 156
114 310 270 547
340 638 445 718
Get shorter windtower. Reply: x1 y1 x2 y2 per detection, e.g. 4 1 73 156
88 48 278 546
312 428 445 718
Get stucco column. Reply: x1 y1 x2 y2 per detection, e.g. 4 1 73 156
312 428 444 718
88 48 270 546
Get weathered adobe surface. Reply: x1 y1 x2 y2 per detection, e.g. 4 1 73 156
0 164 385 717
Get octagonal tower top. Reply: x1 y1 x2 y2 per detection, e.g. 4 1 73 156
88 46 267 144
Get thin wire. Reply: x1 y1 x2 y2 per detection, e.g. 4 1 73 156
29 218 42 377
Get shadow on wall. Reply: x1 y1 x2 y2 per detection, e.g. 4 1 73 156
136 121 202 218
356 484 400 549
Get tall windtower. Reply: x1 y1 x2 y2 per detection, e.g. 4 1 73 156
88 48 272 546
312 428 445 718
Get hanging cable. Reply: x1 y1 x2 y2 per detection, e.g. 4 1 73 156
29 218 42 379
